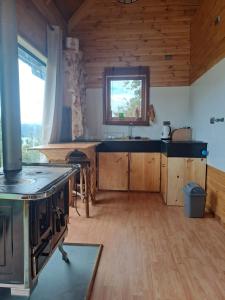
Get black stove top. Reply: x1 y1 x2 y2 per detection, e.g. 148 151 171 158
0 165 77 197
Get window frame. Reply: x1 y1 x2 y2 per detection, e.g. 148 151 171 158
103 66 150 126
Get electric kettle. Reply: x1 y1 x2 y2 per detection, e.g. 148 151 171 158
161 121 171 140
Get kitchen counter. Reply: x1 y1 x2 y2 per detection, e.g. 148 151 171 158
161 140 208 158
95 139 207 158
96 140 162 153
32 142 101 204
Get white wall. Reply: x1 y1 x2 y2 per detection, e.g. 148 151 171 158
85 62 225 171
85 87 190 140
190 58 225 171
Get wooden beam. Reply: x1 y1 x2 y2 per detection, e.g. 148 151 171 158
68 0 96 33
32 0 67 33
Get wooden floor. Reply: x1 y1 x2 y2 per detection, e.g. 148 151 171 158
66 192 225 300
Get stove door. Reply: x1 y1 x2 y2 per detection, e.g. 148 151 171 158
0 201 24 283
52 182 69 248
32 232 52 278
30 197 52 249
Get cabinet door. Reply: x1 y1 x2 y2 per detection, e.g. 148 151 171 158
161 154 168 204
167 158 185 206
98 152 129 190
167 157 206 206
184 158 206 189
130 153 160 191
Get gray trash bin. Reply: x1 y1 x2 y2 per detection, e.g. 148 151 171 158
183 182 206 218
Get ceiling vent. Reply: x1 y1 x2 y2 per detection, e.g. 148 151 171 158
165 54 173 61
118 0 137 4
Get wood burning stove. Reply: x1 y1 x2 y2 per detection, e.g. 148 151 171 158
0 164 79 296
0 1 79 296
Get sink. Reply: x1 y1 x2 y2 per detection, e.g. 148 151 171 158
128 136 150 141
104 136 150 141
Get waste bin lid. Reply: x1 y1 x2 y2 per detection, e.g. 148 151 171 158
183 182 206 196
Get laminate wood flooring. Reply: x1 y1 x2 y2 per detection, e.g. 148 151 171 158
66 192 225 300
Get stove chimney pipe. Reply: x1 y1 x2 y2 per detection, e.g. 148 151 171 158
0 0 22 173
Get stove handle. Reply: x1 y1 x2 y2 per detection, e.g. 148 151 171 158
40 231 53 256
59 208 66 227
54 207 61 232
54 207 65 232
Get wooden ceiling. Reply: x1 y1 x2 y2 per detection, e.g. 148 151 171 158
53 0 85 21
49 0 201 88
64 0 200 88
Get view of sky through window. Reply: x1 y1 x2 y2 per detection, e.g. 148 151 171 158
18 50 46 163
19 60 45 125
110 79 142 119
0 48 46 167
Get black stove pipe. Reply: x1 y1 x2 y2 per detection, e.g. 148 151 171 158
0 0 22 174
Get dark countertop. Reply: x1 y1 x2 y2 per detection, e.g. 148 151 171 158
161 140 208 158
71 138 208 158
96 139 162 153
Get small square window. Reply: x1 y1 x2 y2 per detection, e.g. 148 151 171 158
103 67 150 125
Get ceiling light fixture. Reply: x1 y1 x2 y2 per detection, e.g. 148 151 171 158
118 0 138 4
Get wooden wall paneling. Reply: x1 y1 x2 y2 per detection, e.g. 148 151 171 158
16 0 48 55
130 153 161 192
69 0 200 88
191 0 225 83
53 0 85 21
206 165 225 224
68 0 97 31
17 0 68 55
98 152 129 191
31 0 67 33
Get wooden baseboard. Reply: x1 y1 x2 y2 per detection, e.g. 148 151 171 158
206 165 225 225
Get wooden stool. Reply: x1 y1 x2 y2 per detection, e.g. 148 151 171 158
67 151 91 218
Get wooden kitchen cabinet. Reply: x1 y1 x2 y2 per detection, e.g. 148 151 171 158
161 154 206 206
130 153 161 191
98 152 160 191
161 154 168 204
98 152 129 190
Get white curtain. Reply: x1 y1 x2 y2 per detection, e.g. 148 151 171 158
42 26 63 144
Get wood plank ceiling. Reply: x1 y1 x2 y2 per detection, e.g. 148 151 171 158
53 0 85 21
68 0 200 88
191 0 225 84
55 0 200 88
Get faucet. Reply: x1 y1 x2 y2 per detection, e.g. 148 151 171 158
128 124 133 138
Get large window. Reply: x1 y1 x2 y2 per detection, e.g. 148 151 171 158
0 44 46 167
18 46 46 163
